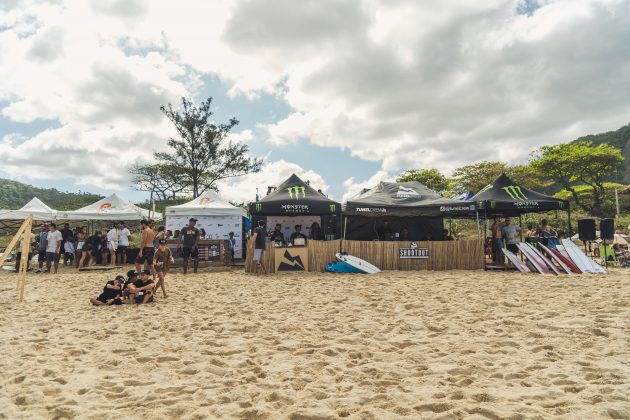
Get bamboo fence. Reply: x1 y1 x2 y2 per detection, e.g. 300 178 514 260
244 239 484 273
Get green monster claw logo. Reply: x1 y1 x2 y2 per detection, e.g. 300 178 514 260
254 203 262 212
329 204 336 212
287 186 306 200
502 185 528 201
558 201 564 209
490 200 496 209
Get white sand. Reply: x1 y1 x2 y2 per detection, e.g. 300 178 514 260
1 268 629 419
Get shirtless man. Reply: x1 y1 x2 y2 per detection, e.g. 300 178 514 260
135 220 155 273
491 217 504 265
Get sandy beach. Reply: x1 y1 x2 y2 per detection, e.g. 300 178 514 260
1 268 629 419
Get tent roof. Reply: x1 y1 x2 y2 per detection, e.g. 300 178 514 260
59 193 162 221
166 191 245 217
249 173 341 215
472 173 568 215
344 181 476 217
0 197 57 221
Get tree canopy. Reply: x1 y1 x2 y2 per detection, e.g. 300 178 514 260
131 97 263 198
396 168 449 195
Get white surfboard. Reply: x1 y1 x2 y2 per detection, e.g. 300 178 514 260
526 243 561 275
561 239 606 274
538 243 573 274
516 243 549 274
335 253 381 274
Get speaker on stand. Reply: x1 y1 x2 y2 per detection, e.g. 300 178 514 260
577 219 596 256
600 218 614 268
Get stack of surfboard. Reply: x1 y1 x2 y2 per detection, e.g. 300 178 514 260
503 239 605 275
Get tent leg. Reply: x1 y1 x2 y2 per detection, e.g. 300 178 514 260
343 216 347 240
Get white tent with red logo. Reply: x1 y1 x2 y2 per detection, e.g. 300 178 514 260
165 191 245 258
59 193 161 221
0 197 59 228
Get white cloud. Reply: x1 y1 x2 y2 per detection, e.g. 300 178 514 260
2 0 630 198
217 160 330 203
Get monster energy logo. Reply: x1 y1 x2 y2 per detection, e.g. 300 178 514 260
558 201 564 209
253 203 262 212
287 186 306 199
329 204 336 212
502 185 528 201
490 200 496 209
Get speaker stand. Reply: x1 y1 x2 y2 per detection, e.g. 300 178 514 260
603 237 608 269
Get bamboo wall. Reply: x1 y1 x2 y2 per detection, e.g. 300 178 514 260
245 239 484 273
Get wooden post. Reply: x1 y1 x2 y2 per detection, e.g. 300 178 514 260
18 216 33 302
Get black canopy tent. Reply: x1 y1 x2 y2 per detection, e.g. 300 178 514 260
249 174 342 238
472 173 571 234
344 181 477 241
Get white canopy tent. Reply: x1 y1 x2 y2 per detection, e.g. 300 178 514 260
0 197 58 227
59 193 161 221
166 191 246 258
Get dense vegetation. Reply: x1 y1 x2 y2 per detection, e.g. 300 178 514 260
0 179 102 210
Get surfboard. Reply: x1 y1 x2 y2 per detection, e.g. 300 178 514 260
538 243 573 274
335 253 381 274
526 243 562 275
561 239 606 274
516 243 549 274
539 243 574 274
502 248 531 273
550 248 582 274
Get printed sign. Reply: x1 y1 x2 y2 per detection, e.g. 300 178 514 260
399 242 429 259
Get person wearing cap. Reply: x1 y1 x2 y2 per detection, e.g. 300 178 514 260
127 270 155 304
289 225 308 246
251 220 268 274
122 269 139 300
154 239 174 298
90 275 124 306
178 218 200 275
135 220 156 273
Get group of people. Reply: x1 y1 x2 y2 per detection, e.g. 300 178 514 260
89 269 157 306
490 217 558 264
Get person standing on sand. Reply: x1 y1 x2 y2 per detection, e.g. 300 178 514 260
502 217 522 255
178 218 199 275
491 217 504 264
45 223 63 274
135 220 155 273
154 239 174 298
117 222 131 265
36 224 48 273
106 224 118 266
251 220 268 275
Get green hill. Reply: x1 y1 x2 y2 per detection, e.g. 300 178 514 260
0 179 103 211
573 123 630 183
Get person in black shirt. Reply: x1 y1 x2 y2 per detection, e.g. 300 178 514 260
90 275 124 306
123 269 138 300
290 225 308 245
309 222 323 240
127 270 155 304
178 218 200 275
59 223 74 262
251 220 268 274
269 224 284 244
377 221 393 240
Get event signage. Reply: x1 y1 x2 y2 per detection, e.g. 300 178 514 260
399 242 429 259
356 207 387 213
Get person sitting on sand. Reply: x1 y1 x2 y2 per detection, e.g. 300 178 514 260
90 275 124 306
126 270 155 304
122 270 138 300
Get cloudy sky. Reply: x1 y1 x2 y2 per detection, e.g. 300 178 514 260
1 0 630 204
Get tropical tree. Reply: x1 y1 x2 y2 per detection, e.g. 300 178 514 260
131 97 263 198
129 162 188 201
530 141 624 217
450 161 547 195
396 168 449 195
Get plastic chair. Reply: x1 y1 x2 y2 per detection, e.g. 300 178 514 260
599 244 619 266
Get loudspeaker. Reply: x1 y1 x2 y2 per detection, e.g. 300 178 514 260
600 218 614 240
577 219 596 241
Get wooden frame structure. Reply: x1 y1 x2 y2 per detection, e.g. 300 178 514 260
245 239 484 273
0 215 33 302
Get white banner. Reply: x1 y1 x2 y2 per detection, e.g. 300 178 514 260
166 215 243 259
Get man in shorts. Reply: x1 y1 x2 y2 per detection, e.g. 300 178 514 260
135 220 155 273
106 224 118 266
90 275 124 306
127 270 155 304
116 222 131 265
36 224 48 273
251 220 268 274
178 218 199 275
45 223 63 274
